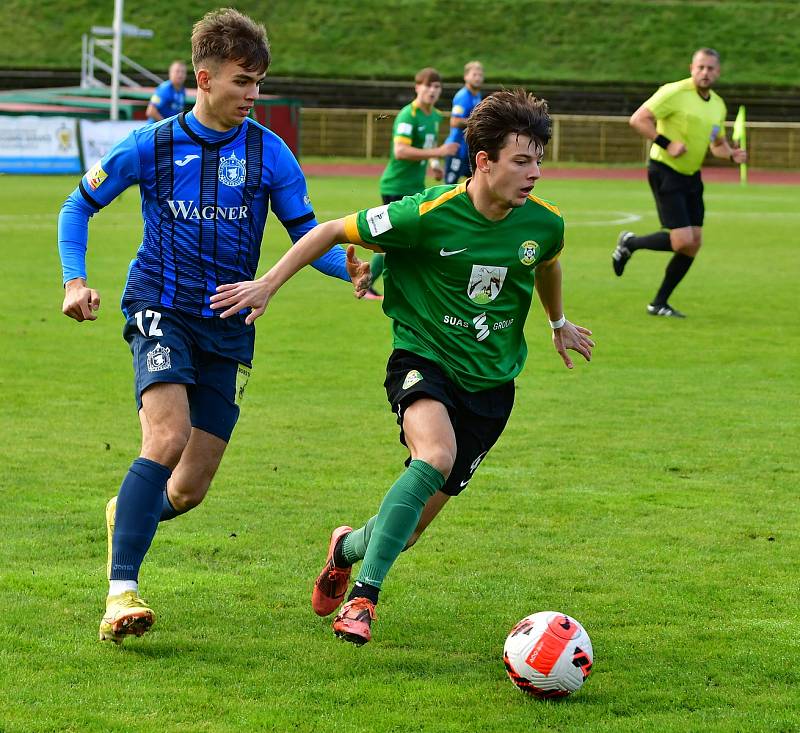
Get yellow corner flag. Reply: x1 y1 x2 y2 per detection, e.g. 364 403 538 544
732 105 747 186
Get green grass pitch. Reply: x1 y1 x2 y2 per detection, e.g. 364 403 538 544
0 170 798 732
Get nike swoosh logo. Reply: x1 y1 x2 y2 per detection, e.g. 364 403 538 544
440 248 468 257
459 479 471 488
174 154 200 167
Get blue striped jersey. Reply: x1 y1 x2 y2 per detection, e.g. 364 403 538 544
58 111 348 317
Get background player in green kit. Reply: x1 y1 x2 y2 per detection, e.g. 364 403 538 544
210 89 595 645
365 67 459 299
612 48 747 317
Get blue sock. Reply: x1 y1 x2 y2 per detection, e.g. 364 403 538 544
159 489 182 522
110 458 172 581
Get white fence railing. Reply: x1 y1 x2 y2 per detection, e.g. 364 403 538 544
300 109 800 168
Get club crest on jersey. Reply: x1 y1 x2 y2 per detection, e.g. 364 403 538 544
518 240 539 266
402 370 423 390
218 151 246 187
146 343 171 372
467 265 507 305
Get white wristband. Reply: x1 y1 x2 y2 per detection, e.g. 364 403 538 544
549 315 566 329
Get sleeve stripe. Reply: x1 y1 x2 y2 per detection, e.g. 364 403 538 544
393 135 413 145
281 211 315 228
78 180 102 210
344 213 364 244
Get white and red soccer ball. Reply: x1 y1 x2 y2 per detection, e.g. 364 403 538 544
503 611 593 699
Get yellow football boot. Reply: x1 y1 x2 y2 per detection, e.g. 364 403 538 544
99 591 155 644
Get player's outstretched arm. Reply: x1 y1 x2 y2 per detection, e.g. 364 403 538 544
534 258 594 369
210 218 363 324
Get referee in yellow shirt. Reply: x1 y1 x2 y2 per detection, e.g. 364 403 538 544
612 48 747 317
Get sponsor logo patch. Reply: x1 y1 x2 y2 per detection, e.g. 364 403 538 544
218 151 246 187
146 342 171 372
518 240 539 266
235 364 251 406
467 265 507 304
472 313 489 342
366 205 392 237
402 369 423 390
397 122 413 136
86 160 108 191
167 200 248 220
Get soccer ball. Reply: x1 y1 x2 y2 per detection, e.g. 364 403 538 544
503 611 593 699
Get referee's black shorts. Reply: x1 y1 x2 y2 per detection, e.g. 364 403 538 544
647 159 705 229
384 349 515 496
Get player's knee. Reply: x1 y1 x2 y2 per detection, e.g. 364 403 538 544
417 445 456 479
170 485 207 511
670 230 695 254
142 424 191 467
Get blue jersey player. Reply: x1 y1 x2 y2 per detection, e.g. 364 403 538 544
146 60 188 123
58 8 370 645
444 61 484 184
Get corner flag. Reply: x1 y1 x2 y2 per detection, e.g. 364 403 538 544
731 105 747 186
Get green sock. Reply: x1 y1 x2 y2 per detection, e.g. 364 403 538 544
356 459 444 589
342 515 377 565
370 253 384 281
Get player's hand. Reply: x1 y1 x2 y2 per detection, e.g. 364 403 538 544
439 142 460 157
210 278 272 324
731 148 748 164
552 321 594 369
62 278 100 322
667 140 687 158
431 166 444 181
346 244 372 299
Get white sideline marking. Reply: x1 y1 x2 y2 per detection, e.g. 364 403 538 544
567 211 643 227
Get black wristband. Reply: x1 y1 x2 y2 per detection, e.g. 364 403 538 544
654 134 671 150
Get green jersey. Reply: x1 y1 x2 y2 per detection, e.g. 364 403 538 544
344 183 564 391
379 101 442 196
645 77 727 176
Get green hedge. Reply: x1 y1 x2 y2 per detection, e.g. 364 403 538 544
3 0 799 85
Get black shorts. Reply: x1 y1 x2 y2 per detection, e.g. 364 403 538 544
647 160 705 229
384 349 515 496
381 193 405 205
122 305 254 442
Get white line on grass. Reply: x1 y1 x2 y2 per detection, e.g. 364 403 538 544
566 211 643 227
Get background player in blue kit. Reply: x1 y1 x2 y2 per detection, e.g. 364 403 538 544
58 8 370 644
146 60 188 122
443 60 484 184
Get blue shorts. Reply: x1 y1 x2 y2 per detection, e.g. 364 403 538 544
444 149 471 184
122 305 255 441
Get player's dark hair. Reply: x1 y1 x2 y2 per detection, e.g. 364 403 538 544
693 47 721 63
191 8 271 74
415 67 441 86
465 89 551 169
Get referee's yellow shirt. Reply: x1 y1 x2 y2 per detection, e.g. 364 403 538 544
645 78 727 176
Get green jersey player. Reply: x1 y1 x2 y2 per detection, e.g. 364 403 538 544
210 89 594 646
365 67 458 300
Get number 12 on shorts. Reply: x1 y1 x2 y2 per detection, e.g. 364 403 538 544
134 309 164 337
